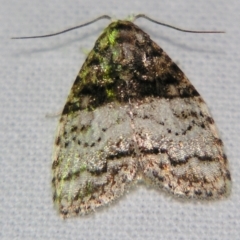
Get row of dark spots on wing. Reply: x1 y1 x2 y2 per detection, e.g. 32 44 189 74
173 108 211 122
170 173 215 198
171 107 215 136
195 190 213 198
52 125 104 170
151 160 228 199
140 147 161 155
138 147 170 166
151 169 215 198
152 167 207 198
153 158 229 198
54 125 104 149
171 108 195 136
106 148 135 161
168 154 212 167
192 114 215 131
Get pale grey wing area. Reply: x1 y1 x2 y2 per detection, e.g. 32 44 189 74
133 97 231 199
52 95 231 218
52 103 138 217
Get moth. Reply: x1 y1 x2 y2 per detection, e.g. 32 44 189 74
13 15 231 218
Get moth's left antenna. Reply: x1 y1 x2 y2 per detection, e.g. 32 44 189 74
12 15 111 39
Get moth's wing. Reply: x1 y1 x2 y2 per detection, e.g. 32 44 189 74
134 52 231 199
109 20 232 199
52 21 147 218
110 20 231 199
52 102 138 217
52 19 231 218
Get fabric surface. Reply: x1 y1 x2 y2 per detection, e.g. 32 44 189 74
0 0 239 239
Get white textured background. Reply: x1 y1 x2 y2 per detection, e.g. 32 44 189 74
0 1 239 239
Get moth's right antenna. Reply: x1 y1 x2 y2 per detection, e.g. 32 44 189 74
12 15 111 39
